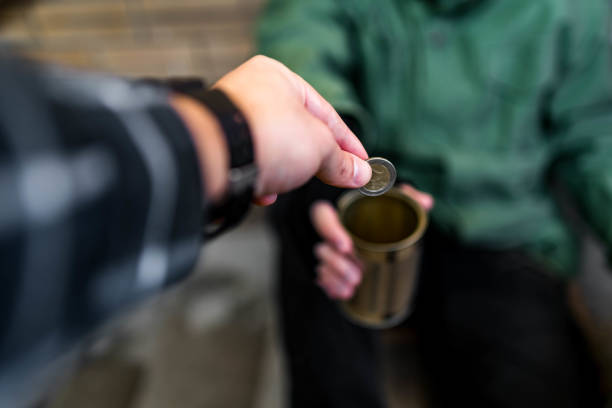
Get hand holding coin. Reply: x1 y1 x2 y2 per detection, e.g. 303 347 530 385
359 157 396 196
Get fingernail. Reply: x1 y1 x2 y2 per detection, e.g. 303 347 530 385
334 238 350 253
419 193 434 211
352 268 362 285
353 158 371 186
340 286 353 300
345 267 359 285
425 194 435 210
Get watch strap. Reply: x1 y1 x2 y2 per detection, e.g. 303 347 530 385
176 86 257 238
197 89 254 169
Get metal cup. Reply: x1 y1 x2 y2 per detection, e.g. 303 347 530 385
337 188 428 329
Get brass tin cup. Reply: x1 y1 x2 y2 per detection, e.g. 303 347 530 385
337 188 428 329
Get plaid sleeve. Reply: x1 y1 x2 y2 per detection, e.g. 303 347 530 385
0 56 204 401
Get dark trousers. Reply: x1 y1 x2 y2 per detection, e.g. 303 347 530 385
271 180 604 408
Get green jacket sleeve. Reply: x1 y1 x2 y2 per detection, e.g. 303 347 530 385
552 4 612 258
257 0 371 134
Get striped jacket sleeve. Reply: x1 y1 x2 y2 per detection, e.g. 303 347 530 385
0 55 204 394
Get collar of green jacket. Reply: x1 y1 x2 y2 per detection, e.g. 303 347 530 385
425 0 483 14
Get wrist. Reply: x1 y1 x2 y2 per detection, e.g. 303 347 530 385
173 86 257 238
170 94 229 203
212 83 263 190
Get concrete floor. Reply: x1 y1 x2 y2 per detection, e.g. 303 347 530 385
45 205 612 408
46 209 286 408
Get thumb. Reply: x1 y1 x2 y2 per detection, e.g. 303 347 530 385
317 145 372 189
311 201 353 254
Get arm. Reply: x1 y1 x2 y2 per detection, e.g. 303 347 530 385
0 55 371 391
0 57 206 375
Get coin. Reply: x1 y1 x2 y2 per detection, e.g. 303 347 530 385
359 157 396 196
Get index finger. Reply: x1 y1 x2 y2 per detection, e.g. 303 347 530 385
279 64 368 161
301 80 368 160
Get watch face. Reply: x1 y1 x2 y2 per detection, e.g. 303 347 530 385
359 157 396 197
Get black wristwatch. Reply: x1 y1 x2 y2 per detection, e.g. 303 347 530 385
163 79 258 238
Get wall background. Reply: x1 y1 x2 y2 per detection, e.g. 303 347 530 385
0 0 262 81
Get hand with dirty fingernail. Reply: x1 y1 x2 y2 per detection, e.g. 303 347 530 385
311 184 434 300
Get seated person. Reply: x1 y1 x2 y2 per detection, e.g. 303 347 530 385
258 0 612 406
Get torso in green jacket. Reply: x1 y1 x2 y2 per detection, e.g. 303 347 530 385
259 0 612 277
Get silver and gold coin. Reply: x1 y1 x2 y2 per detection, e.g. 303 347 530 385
359 157 396 196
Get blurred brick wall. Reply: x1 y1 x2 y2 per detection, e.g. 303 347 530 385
0 0 264 82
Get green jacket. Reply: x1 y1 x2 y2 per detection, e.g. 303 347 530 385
258 0 612 277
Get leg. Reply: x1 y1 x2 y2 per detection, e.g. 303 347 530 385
271 179 386 408
414 229 605 408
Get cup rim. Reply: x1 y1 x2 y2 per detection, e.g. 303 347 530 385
337 187 429 252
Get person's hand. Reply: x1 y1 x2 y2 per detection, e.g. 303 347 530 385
213 55 371 205
311 184 434 300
